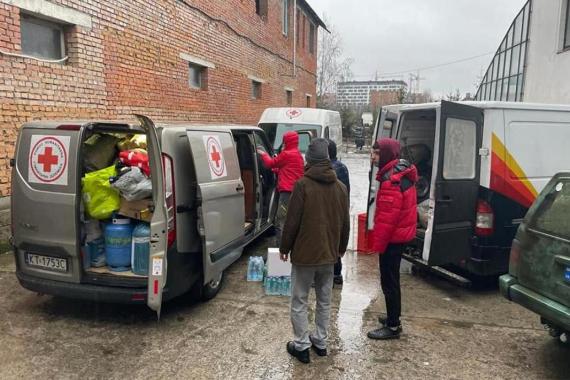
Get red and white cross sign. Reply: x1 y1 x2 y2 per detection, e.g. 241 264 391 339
29 135 70 186
286 108 302 119
203 135 227 180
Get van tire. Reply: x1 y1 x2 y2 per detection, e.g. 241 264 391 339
201 271 224 301
188 271 224 302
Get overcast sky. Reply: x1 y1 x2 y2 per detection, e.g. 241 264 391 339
308 0 526 98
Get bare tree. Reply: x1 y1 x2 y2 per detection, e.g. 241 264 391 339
445 88 463 101
317 16 352 108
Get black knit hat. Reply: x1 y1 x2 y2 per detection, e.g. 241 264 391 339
305 138 330 164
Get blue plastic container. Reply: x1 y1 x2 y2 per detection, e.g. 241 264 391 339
105 217 133 272
88 237 106 267
131 222 151 276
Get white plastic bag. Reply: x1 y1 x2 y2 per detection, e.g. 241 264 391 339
418 199 430 229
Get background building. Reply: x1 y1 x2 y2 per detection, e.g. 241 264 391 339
0 0 325 238
475 0 570 103
337 80 407 107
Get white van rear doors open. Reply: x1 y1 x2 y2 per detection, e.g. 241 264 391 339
186 130 245 286
135 115 169 317
425 101 483 266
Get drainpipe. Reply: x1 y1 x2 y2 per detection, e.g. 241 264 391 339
293 0 297 77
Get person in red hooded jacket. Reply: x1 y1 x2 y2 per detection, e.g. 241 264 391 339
257 131 304 246
367 138 418 341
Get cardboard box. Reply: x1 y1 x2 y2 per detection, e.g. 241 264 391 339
267 247 291 277
119 198 153 222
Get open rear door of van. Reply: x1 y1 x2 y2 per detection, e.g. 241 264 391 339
186 130 245 287
367 108 399 230
426 101 483 266
135 116 168 317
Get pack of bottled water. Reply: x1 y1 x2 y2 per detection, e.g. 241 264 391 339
264 276 291 296
246 256 264 282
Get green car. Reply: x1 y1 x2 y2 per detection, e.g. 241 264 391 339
500 173 570 343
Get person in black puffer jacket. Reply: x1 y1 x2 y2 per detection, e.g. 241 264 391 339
327 140 350 285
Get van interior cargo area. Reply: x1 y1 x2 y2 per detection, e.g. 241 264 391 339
233 132 258 234
397 109 437 235
80 127 152 280
85 266 147 278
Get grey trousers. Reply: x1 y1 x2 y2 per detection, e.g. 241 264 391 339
290 264 334 351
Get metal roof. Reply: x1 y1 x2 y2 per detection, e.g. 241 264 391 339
300 0 328 32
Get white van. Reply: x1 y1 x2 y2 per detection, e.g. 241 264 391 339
11 116 282 316
258 107 343 158
368 101 570 279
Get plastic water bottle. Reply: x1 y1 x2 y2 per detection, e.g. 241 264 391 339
285 276 291 296
265 276 271 295
247 257 254 281
270 277 278 295
255 257 263 281
276 277 283 295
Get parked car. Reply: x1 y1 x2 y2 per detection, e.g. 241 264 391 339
500 173 570 343
11 115 282 316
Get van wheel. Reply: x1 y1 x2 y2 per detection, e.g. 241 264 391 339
201 271 224 301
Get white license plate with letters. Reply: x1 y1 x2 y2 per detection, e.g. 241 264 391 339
25 253 68 272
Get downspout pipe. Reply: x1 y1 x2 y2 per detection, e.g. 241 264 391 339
293 0 297 77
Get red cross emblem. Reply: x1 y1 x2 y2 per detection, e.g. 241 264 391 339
205 136 226 178
38 147 59 172
286 108 302 119
210 146 221 168
29 136 69 184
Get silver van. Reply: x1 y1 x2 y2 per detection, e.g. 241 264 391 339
11 116 279 315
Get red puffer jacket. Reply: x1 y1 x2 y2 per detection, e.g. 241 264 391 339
259 131 304 193
372 159 418 254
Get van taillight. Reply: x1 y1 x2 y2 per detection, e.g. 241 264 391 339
475 199 494 237
162 153 176 248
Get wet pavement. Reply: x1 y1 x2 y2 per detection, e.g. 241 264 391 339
0 151 569 379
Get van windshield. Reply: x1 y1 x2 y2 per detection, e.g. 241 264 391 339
259 123 322 153
531 179 570 239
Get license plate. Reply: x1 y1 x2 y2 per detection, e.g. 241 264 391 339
25 253 68 272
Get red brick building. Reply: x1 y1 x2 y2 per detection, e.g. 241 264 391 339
0 0 325 201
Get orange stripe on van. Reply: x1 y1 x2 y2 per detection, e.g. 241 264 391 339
490 134 538 208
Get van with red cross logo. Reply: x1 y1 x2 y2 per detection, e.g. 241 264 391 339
11 116 284 316
258 107 343 159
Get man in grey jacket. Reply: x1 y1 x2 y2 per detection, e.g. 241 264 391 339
280 138 350 364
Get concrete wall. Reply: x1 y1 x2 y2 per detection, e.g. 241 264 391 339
524 0 570 103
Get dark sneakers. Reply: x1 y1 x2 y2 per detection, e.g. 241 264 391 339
367 326 402 340
309 335 327 357
286 341 310 364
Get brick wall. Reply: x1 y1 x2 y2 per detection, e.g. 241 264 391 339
0 0 320 197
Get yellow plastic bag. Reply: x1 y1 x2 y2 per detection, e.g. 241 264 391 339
82 166 120 220
117 134 147 151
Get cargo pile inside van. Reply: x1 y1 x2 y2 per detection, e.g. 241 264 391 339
80 132 153 278
396 110 437 230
